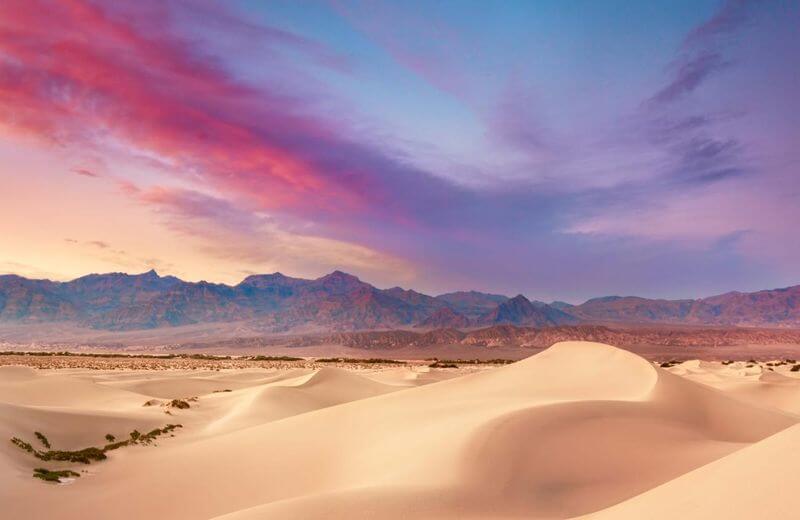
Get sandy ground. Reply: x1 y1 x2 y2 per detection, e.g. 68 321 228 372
1 341 799 519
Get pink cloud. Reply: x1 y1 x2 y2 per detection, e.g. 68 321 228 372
71 168 99 178
0 0 390 221
0 0 514 245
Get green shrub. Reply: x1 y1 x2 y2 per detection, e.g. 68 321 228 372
103 440 131 451
168 399 190 409
33 468 80 483
429 358 514 366
11 437 34 453
37 447 107 464
315 357 405 364
11 423 185 470
251 355 303 361
136 424 183 445
11 438 107 464
34 432 51 449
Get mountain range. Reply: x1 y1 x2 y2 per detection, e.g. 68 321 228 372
1 269 799 332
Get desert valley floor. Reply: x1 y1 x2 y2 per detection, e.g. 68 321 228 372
2 341 800 519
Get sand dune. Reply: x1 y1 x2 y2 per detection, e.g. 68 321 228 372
102 375 267 399
0 365 39 381
587 423 800 519
363 365 462 387
204 368 405 434
0 367 151 409
1 342 797 519
667 360 800 414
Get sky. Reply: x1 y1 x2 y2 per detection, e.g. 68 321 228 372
0 0 797 303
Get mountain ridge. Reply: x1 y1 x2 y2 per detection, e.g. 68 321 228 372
1 270 799 331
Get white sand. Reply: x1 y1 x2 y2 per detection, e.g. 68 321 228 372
0 341 797 519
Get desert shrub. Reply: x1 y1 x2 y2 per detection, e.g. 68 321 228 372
37 447 107 464
251 355 303 361
105 434 115 442
432 358 513 365
188 354 231 360
34 432 51 449
429 362 458 368
11 437 34 453
315 357 405 364
33 468 80 482
168 399 190 409
12 423 185 470
103 440 131 451
136 424 183 445
11 439 108 464
791 364 800 372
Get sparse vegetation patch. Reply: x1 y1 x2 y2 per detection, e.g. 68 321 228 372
315 357 405 364
168 399 191 409
136 424 182 445
11 424 184 473
11 437 35 454
35 431 51 449
426 358 515 366
43 446 106 464
10 436 106 463
33 468 80 483
250 355 303 361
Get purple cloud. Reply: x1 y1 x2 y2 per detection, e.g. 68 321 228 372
650 52 729 105
649 1 762 107
684 0 757 46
